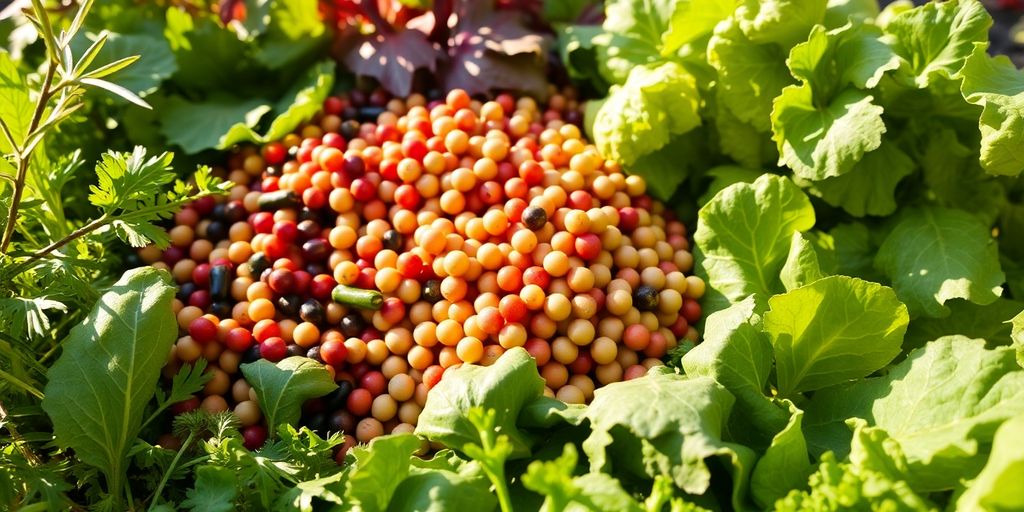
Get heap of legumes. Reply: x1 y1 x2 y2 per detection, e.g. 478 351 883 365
139 87 705 453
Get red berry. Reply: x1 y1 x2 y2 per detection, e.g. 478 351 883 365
575 233 601 261
422 365 444 389
251 212 274 234
225 327 254 352
303 187 326 209
309 274 337 301
192 263 212 288
360 371 387 396
262 142 286 165
242 425 268 450
396 253 423 278
252 319 281 343
477 307 505 335
394 184 421 209
619 207 639 232
322 132 346 150
522 266 550 289
498 295 527 323
682 299 702 324
188 290 211 311
323 96 344 115
273 221 298 244
347 388 373 416
259 337 288 362
320 339 349 366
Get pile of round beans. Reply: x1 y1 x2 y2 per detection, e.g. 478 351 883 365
142 86 704 455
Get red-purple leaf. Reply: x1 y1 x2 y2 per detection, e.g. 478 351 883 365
341 28 441 96
442 11 550 98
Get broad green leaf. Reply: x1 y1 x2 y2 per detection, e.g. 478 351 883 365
681 296 790 450
802 140 915 217
0 49 33 154
164 9 261 95
735 0 826 47
84 30 176 97
557 25 608 90
696 165 763 207
771 85 885 180
416 347 545 458
182 465 237 512
823 0 880 28
590 61 701 166
713 100 778 169
597 0 707 84
765 275 909 396
956 414 1024 511
41 268 177 501
959 44 1024 177
623 137 691 201
581 374 755 505
804 336 1024 491
780 232 829 291
787 23 899 96
160 95 271 154
919 125 1006 224
694 174 816 302
265 60 335 141
708 19 794 132
904 298 1022 353
682 296 772 398
874 207 1005 318
771 23 897 180
345 434 422 512
885 0 991 88
750 401 812 508
388 465 497 512
255 0 328 69
829 222 882 281
662 0 737 55
240 356 337 434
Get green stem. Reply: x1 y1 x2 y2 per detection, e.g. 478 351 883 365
0 61 56 253
0 368 44 399
480 438 513 512
147 431 197 511
331 284 384 310
4 214 108 277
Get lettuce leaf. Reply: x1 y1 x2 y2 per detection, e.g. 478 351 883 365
800 141 915 217
681 296 791 450
589 61 701 166
885 0 991 88
708 19 794 132
694 175 816 303
804 336 1024 491
415 347 545 458
750 401 812 508
874 207 1005 318
764 275 908 396
956 414 1024 511
771 23 897 180
775 423 934 512
580 374 755 508
735 0 826 47
958 44 1024 177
